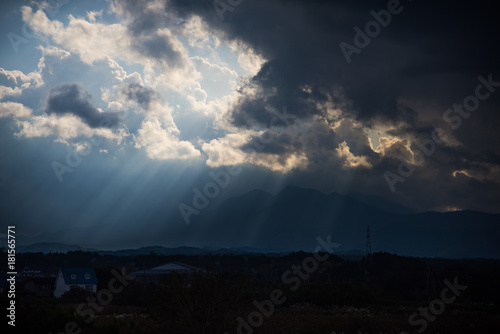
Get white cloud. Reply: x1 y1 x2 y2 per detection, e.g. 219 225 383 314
0 68 43 88
22 7 128 65
10 2 306 171
134 117 200 160
16 113 126 142
202 133 250 167
72 141 93 154
0 86 23 100
202 132 308 172
0 46 135 148
0 102 33 119
335 141 372 169
21 5 202 94
227 40 266 77
183 16 211 48
0 67 43 99
236 47 266 77
86 10 103 23
376 136 412 161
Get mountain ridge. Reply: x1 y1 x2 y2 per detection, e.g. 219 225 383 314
16 187 500 258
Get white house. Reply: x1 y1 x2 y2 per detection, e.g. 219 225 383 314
54 268 98 298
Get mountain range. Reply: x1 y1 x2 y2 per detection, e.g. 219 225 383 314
15 186 500 259
183 186 500 258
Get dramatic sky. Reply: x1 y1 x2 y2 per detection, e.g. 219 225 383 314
1 0 499 249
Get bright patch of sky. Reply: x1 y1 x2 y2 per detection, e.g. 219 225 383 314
1 0 265 167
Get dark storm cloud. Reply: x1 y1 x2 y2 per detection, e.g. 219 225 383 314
45 83 121 128
120 82 160 110
241 131 300 155
138 33 184 66
162 0 500 213
116 0 170 33
166 0 500 126
112 0 187 68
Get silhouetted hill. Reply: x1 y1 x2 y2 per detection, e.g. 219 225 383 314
97 245 288 256
21 187 500 259
17 242 96 254
184 186 500 258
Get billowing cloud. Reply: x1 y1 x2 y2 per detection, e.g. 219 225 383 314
0 102 32 119
202 131 308 172
21 3 196 93
1 0 499 217
158 0 500 213
336 141 372 169
45 83 122 128
119 80 201 160
135 117 201 160
16 113 125 141
0 67 43 99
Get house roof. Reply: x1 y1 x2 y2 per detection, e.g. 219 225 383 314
60 268 98 284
